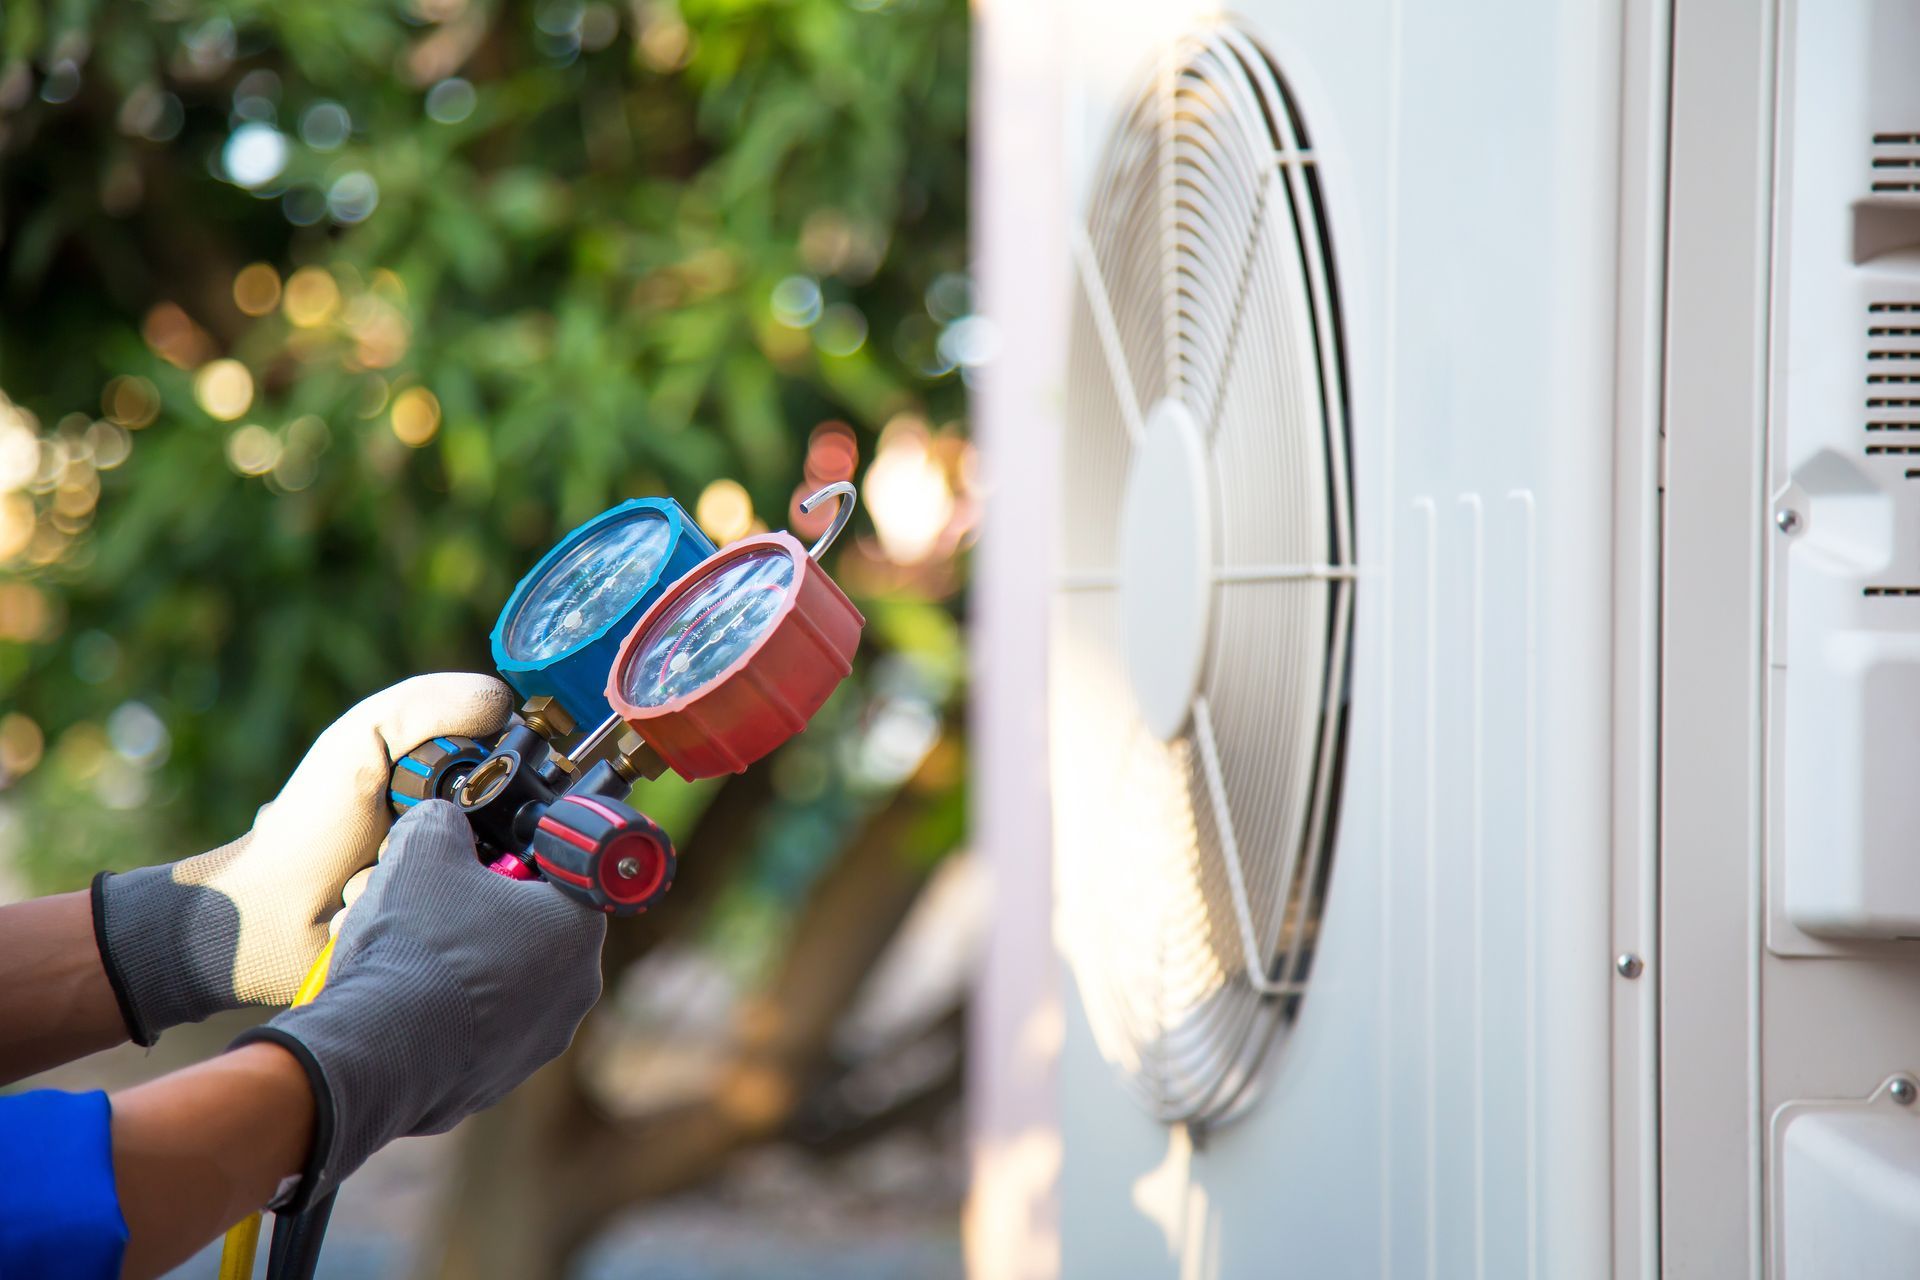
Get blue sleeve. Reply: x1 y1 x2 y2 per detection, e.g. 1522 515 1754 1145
0 1090 128 1280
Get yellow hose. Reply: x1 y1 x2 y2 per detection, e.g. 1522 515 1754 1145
292 936 335 1006
217 935 337 1279
216 1212 260 1280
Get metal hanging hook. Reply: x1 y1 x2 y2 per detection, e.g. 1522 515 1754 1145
799 481 857 561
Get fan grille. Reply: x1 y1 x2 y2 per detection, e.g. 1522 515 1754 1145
1053 24 1354 1125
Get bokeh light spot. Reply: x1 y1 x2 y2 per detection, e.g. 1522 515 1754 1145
938 315 1001 369
103 375 160 428
0 582 49 642
85 420 132 470
275 414 330 492
865 413 954 565
284 268 341 327
0 713 44 779
425 77 476 124
0 422 38 490
925 271 972 322
804 420 858 485
299 100 352 150
344 295 410 369
194 359 255 421
226 424 279 476
770 276 822 329
579 3 619 50
52 473 98 518
390 387 441 447
283 186 326 226
370 269 408 302
356 376 391 419
143 303 215 369
0 494 35 561
107 701 170 767
233 69 281 123
639 16 692 70
233 263 282 316
696 478 754 544
815 303 868 357
327 171 380 224
223 122 289 188
41 61 81 105
119 86 185 142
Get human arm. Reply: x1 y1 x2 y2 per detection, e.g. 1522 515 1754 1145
3 799 601 1279
111 1041 315 1279
0 673 509 1082
0 1042 310 1280
0 891 129 1085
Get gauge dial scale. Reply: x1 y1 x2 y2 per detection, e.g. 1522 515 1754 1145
489 497 716 727
605 531 864 778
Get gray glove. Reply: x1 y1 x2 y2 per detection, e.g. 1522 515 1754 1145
233 799 606 1208
93 673 514 1045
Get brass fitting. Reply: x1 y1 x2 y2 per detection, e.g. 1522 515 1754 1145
520 695 576 743
612 729 667 783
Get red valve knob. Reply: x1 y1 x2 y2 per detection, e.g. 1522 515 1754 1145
529 793 676 916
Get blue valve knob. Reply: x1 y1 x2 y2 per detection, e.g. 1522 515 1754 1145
388 734 490 815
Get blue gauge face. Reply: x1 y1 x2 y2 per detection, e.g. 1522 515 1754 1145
504 511 674 663
620 549 795 708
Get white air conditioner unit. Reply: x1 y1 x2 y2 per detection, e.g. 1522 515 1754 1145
970 1 1920 1277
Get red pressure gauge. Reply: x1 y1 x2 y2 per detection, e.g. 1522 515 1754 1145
605 485 864 778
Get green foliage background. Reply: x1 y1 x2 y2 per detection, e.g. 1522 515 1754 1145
0 0 969 890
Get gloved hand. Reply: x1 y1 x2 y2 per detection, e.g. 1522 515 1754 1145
233 800 605 1207
92 673 514 1045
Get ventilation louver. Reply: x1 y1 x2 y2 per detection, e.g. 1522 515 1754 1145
1871 133 1920 195
1052 24 1355 1125
1862 299 1920 593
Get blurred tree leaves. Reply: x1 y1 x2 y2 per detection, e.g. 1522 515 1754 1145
0 0 968 889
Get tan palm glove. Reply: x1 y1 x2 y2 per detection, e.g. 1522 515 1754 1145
92 672 513 1045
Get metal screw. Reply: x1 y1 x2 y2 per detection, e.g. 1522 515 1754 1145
1615 953 1645 980
1776 508 1802 534
1893 1078 1917 1106
616 856 642 880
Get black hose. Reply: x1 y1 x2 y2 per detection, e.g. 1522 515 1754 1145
266 1190 337 1280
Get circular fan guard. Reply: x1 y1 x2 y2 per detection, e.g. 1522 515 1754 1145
1052 25 1354 1126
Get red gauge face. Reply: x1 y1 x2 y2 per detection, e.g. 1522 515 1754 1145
617 549 796 709
606 532 864 779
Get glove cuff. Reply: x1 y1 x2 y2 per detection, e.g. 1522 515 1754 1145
227 1025 339 1214
90 871 154 1047
94 861 245 1043
234 936 472 1204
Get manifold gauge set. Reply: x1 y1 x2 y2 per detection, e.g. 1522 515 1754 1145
386 481 864 915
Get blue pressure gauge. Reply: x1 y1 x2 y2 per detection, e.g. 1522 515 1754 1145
489 497 716 727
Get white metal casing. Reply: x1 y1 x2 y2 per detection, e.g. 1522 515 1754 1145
978 2 1920 1277
983 1 1643 1274
1660 0 1920 1274
1770 0 1920 944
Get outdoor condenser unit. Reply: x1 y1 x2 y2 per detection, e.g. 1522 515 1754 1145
970 0 1920 1275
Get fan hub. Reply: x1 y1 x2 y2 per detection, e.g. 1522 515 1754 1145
1118 399 1213 739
